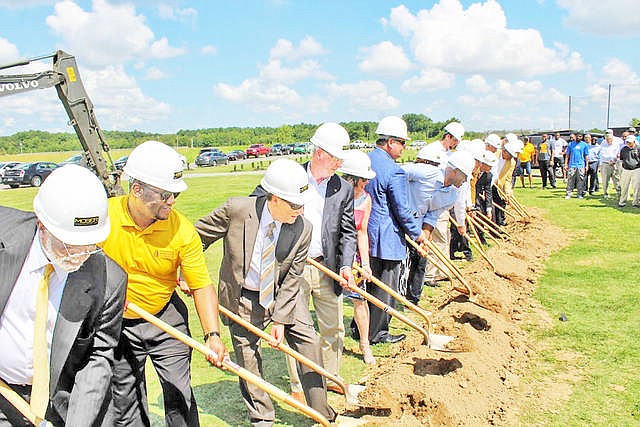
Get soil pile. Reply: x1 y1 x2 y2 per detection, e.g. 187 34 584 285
337 207 570 426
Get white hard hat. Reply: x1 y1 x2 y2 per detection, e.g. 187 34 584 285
310 122 349 159
375 116 410 140
123 141 187 193
416 143 443 164
456 139 470 152
505 133 520 145
485 133 502 149
476 150 497 167
503 141 521 157
260 159 309 205
444 122 464 141
33 164 110 245
447 150 475 178
339 150 376 180
467 139 486 156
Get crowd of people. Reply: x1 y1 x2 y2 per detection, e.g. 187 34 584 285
509 128 640 207
5 114 601 427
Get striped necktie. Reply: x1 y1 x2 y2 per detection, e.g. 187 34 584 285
259 222 276 309
32 263 53 421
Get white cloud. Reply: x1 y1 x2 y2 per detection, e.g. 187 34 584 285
386 0 585 78
0 37 20 63
557 0 640 34
466 75 491 94
401 68 455 93
458 78 565 109
143 66 166 80
586 58 640 126
326 80 399 111
45 0 185 68
259 59 334 83
201 45 217 55
358 41 412 77
269 36 326 61
157 4 197 23
214 78 301 113
0 0 54 8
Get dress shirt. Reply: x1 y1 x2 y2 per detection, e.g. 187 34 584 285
245 204 282 291
453 181 470 224
0 230 68 384
402 162 442 218
491 157 506 186
587 144 600 163
420 175 460 228
303 165 329 258
599 140 621 164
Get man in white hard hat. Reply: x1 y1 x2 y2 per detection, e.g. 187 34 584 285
100 141 227 426
423 121 465 284
491 139 521 225
0 165 127 426
195 159 337 425
366 116 427 343
471 150 498 244
284 122 357 396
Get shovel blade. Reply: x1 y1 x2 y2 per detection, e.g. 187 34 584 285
428 333 455 351
345 384 366 405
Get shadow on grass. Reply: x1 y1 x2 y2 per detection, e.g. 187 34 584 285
193 348 315 427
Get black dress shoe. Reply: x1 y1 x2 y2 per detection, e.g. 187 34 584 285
371 333 406 345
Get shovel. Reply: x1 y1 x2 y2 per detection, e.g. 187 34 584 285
351 263 455 351
124 301 331 427
217 304 365 406
474 210 512 239
467 212 503 246
450 216 496 272
0 379 53 427
306 258 436 352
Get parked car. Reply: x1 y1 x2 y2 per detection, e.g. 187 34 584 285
227 150 247 161
270 143 291 156
293 142 311 154
0 161 22 179
410 140 427 148
58 153 86 167
114 155 128 170
198 147 222 155
2 161 58 188
286 143 297 154
245 144 271 158
350 140 367 149
195 151 229 166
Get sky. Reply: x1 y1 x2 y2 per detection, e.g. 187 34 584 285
1 0 640 136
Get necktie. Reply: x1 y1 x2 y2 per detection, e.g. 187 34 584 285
259 222 276 309
31 264 53 420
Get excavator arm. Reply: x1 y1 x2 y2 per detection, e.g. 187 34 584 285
0 50 124 196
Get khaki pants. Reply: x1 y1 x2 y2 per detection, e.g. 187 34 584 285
424 210 450 281
599 162 618 196
286 264 344 391
619 168 640 206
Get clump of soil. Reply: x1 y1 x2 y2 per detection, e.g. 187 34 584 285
337 207 572 425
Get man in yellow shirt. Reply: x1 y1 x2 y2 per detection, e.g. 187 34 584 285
517 137 535 188
101 141 226 426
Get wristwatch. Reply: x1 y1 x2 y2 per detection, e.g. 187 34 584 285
203 331 220 342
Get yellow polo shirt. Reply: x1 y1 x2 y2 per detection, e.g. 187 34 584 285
101 196 211 318
518 143 535 163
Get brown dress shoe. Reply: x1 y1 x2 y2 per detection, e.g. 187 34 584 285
326 384 345 395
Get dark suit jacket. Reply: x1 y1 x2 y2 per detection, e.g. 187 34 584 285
195 196 312 326
302 163 357 295
0 207 127 427
475 171 493 213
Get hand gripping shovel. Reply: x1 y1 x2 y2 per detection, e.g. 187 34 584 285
351 263 455 352
124 301 331 427
450 215 496 272
306 258 434 351
217 304 365 406
0 380 53 427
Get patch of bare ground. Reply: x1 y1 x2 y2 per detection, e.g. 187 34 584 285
336 206 580 426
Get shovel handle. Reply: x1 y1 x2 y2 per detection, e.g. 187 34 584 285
0 380 53 426
306 258 431 346
467 213 501 247
125 302 331 427
217 305 349 397
450 216 496 272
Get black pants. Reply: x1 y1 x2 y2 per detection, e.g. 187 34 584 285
450 220 472 259
405 245 428 304
539 159 556 188
553 157 564 178
492 187 506 226
587 161 599 193
368 256 401 342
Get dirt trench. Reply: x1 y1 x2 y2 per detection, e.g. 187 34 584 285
334 207 572 426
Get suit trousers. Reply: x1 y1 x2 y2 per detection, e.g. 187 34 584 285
539 159 556 188
492 187 506 226
368 257 401 342
425 209 450 280
232 289 334 425
618 168 640 206
111 294 198 427
599 162 618 196
286 264 344 391
405 244 428 304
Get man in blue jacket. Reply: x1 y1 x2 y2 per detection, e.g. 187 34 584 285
366 116 427 344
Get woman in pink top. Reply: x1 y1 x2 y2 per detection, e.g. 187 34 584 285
339 150 376 365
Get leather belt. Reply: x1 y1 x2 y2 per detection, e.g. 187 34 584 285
311 255 324 263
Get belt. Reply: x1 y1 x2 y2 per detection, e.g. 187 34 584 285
310 255 324 263
241 288 259 296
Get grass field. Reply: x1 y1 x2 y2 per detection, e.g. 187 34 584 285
1 161 637 426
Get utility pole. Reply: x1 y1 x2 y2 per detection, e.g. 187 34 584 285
606 83 612 129
568 96 572 130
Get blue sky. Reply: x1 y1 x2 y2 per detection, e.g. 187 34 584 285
1 0 639 136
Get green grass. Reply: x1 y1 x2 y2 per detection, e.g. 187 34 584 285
2 168 638 426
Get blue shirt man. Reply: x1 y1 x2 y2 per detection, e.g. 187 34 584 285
566 140 589 168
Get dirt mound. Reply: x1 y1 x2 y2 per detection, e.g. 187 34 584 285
338 207 571 426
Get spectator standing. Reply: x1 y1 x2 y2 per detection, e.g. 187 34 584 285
552 132 567 180
564 133 589 199
618 135 640 208
517 137 535 188
599 129 622 199
585 134 600 195
537 134 556 189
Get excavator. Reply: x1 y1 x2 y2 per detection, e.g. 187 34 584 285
0 50 124 196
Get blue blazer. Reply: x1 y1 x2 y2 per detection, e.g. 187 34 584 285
365 148 422 261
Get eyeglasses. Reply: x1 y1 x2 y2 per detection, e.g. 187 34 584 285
62 242 102 258
142 183 180 201
392 137 406 146
283 199 303 210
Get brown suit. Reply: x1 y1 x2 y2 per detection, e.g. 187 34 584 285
195 194 335 426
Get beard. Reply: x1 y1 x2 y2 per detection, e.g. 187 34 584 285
41 235 89 273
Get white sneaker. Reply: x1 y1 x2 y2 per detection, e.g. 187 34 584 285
564 195 571 199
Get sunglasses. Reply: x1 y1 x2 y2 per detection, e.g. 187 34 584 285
283 199 303 210
393 137 406 146
142 183 180 201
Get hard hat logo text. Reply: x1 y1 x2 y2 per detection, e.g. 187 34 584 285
74 216 99 226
